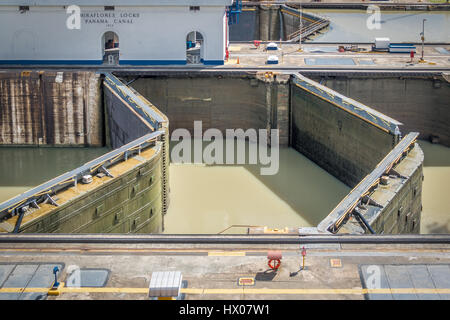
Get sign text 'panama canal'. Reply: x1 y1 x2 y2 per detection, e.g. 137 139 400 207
81 12 141 25
66 6 141 30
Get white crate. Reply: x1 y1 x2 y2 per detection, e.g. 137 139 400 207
375 38 390 49
267 55 279 64
149 271 182 298
267 42 278 50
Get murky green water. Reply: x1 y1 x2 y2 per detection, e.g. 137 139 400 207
305 9 450 43
1 141 448 234
418 140 450 234
164 139 350 234
0 147 110 204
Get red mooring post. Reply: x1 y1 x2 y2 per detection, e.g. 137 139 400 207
301 246 306 270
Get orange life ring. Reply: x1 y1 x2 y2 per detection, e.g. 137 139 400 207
268 259 281 270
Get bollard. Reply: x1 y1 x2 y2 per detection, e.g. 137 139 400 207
48 266 61 296
301 247 306 270
52 267 60 287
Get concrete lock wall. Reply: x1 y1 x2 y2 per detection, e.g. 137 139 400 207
334 139 424 235
103 73 170 217
18 152 163 234
229 5 327 42
127 73 290 145
103 83 153 149
259 5 281 41
315 75 450 147
229 5 279 41
0 71 168 234
229 7 260 41
0 71 103 146
0 70 428 235
290 74 400 188
372 145 424 234
280 6 298 40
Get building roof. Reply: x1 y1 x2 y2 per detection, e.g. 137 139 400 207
1 0 233 6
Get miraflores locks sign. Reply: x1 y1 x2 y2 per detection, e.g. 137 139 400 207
66 6 142 29
81 12 141 27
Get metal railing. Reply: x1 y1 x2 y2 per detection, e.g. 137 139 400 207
104 73 167 130
287 18 330 42
292 74 402 135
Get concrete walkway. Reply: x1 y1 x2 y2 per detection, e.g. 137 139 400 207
226 43 450 70
0 242 449 300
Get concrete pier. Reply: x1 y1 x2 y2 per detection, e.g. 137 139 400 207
0 234 449 300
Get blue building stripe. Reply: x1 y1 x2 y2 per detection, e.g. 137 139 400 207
203 60 225 65
120 60 187 66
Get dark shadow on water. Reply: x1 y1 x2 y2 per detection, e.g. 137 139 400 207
240 147 350 227
381 12 429 23
169 140 350 227
418 140 450 167
425 221 450 234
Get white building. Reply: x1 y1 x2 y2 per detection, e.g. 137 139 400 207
0 0 233 65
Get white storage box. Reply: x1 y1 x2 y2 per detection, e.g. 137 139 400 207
266 42 278 50
375 38 390 50
149 271 182 298
267 55 279 64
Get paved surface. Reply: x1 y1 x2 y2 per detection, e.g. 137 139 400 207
0 242 449 300
226 43 450 70
360 264 450 300
0 263 63 300
1 43 449 73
